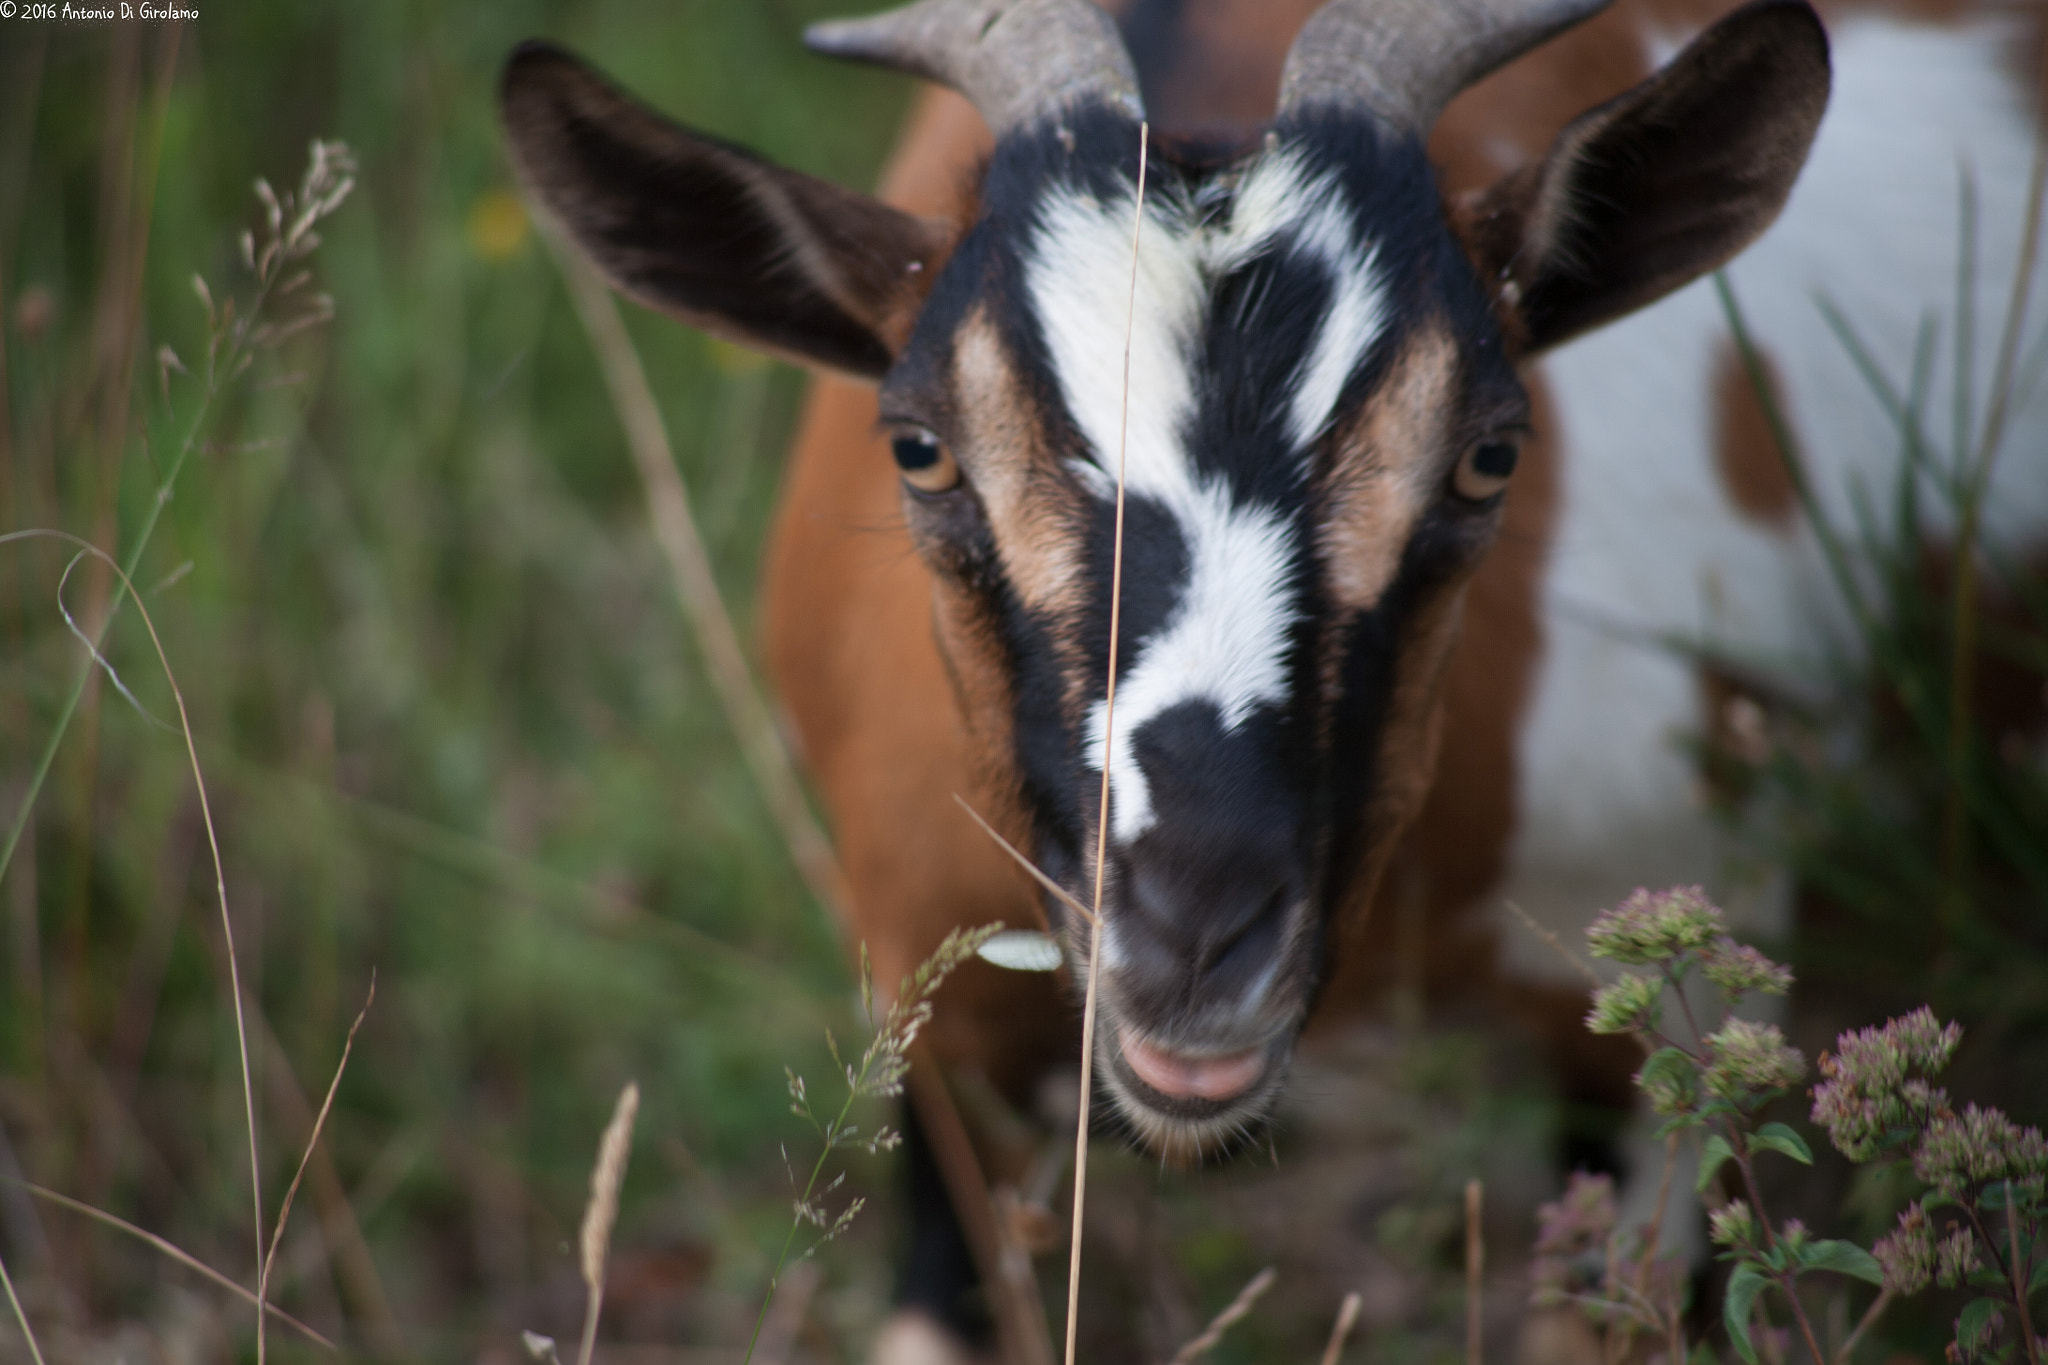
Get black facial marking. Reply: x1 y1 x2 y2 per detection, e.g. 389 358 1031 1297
1075 494 1188 699
1187 246 1329 503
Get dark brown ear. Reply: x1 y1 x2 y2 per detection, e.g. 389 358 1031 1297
1455 0 1830 355
500 41 951 380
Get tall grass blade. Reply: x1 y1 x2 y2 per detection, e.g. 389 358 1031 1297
0 529 266 1361
0 1251 45 1365
1066 120 1148 1365
257 973 376 1343
5 1179 334 1350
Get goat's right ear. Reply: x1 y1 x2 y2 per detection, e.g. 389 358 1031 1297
1452 0 1829 356
500 42 951 380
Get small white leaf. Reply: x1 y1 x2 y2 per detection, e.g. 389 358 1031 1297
977 930 1063 972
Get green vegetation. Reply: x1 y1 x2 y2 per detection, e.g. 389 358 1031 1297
1711 235 2048 1048
1 4 913 1356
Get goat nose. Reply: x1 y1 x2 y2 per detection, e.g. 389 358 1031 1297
1120 852 1294 996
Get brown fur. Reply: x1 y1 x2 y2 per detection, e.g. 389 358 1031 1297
950 312 1092 622
1711 336 1803 529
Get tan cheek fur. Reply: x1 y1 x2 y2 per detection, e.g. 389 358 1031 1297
949 311 1102 727
1315 326 1461 612
952 312 1087 620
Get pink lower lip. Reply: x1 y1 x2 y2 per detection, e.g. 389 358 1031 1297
1119 1032 1266 1101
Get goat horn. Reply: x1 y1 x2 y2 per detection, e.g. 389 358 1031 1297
806 0 1143 135
1276 0 1613 133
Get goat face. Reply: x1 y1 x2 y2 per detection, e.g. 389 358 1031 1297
500 0 1830 1162
879 109 1530 1158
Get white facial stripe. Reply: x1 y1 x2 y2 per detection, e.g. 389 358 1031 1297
1025 149 1376 843
1288 197 1389 451
1084 494 1299 840
1213 150 1391 448
1025 185 1204 507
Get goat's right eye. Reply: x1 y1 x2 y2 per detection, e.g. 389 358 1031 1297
891 426 960 494
1452 437 1519 503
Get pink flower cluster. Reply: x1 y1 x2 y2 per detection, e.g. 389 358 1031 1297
1808 1006 1962 1162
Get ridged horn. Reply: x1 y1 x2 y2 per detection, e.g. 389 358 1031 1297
805 0 1143 134
1277 0 1614 133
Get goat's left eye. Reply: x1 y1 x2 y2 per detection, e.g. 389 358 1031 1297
891 426 961 494
1452 439 1518 502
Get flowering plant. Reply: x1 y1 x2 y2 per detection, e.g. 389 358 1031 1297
1811 1009 2045 1365
1546 887 1879 1365
1537 887 2046 1365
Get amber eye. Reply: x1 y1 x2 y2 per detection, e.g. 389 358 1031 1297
1453 438 1519 502
891 426 960 494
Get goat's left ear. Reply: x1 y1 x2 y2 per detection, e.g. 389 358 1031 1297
1454 0 1829 356
500 41 952 380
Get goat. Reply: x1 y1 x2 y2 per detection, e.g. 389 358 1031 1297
501 0 2047 1355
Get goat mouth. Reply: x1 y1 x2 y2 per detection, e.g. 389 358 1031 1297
1118 1032 1267 1102
1099 1024 1289 1165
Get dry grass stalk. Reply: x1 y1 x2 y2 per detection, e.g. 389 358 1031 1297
1831 1287 1893 1365
1169 1265 1275 1364
247 1003 405 1355
1319 1292 1363 1365
1466 1179 1484 1365
0 529 268 1360
1629 1132 1681 1365
750 1258 821 1365
1066 119 1150 1365
0 1250 47 1365
257 973 376 1333
578 1081 641 1365
905 1058 1057 1365
547 237 851 923
2 137 351 1365
8 1180 333 1349
1502 900 1602 992
953 794 1092 925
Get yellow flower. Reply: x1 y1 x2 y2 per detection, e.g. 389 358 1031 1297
467 190 529 262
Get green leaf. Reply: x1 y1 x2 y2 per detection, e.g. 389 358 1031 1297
1956 1297 2002 1353
1657 1113 1706 1139
1641 1046 1695 1083
2029 1257 2048 1296
1799 1239 1884 1285
1699 1134 1739 1193
1749 1123 1814 1165
1726 1264 1770 1364
1979 1182 2012 1211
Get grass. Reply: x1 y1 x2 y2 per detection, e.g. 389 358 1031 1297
1 4 914 1355
1705 165 2048 1088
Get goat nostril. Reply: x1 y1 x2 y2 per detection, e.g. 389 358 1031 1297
1201 884 1290 978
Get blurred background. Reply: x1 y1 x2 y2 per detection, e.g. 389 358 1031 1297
1 3 2043 1364
0 2 915 1358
